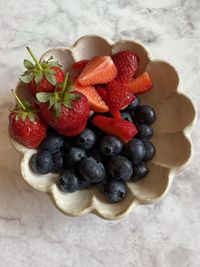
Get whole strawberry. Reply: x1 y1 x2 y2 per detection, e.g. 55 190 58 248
20 47 64 96
112 51 138 83
9 90 47 148
36 73 90 136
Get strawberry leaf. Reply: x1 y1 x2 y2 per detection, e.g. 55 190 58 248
20 72 34 83
34 71 43 84
44 72 57 86
53 102 61 119
48 97 57 109
24 59 34 69
36 92 51 103
22 112 27 121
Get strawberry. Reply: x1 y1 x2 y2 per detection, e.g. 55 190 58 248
74 81 109 113
36 73 90 136
92 115 138 143
106 80 136 110
112 51 138 83
77 56 118 86
72 59 89 71
9 90 47 148
127 72 152 94
20 47 65 96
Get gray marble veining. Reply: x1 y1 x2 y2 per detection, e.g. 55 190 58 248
0 0 200 266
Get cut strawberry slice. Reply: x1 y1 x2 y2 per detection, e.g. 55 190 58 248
74 81 109 113
128 72 152 94
72 60 89 71
92 115 138 143
77 56 118 86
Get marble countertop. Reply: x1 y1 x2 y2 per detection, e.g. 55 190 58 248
0 0 200 266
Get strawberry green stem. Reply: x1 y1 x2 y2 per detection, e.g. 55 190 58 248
62 72 69 91
11 89 26 111
26 47 43 71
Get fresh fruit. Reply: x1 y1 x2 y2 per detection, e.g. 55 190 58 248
58 169 79 192
112 51 138 83
96 176 109 193
30 150 53 174
104 180 127 203
124 139 145 165
135 105 156 125
128 72 152 94
92 115 138 143
132 162 149 181
125 96 141 111
20 47 64 95
36 73 90 136
40 134 64 153
136 124 153 140
108 156 133 181
72 59 89 71
52 150 64 173
78 177 92 190
106 80 136 110
65 147 87 166
78 157 105 183
100 136 123 157
9 90 47 148
77 56 117 86
76 129 96 150
143 141 156 161
74 81 109 113
121 111 133 123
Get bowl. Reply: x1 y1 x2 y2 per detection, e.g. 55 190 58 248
10 35 196 220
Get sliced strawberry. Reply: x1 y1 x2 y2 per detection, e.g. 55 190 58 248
112 51 138 83
77 56 118 86
128 72 152 94
92 115 138 143
72 59 89 71
74 81 109 113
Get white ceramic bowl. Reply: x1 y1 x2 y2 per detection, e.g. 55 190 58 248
10 35 196 220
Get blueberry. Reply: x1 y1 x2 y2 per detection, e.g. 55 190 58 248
52 150 64 173
131 162 149 181
104 180 127 203
109 156 133 181
78 178 92 190
30 150 53 174
96 176 109 192
78 157 105 183
41 134 64 153
143 141 156 161
135 105 156 125
58 169 79 193
124 139 145 165
100 136 123 157
121 111 133 123
125 96 141 111
76 129 96 150
136 124 153 140
65 147 86 166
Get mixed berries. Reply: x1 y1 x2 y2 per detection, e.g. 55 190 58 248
9 47 157 203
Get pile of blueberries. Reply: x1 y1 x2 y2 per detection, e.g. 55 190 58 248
30 96 156 203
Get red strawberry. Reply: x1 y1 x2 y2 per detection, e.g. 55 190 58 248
112 51 138 83
9 90 47 148
92 115 138 143
72 59 89 71
74 81 109 113
20 47 65 96
77 56 118 86
128 72 152 94
106 80 136 110
37 74 90 136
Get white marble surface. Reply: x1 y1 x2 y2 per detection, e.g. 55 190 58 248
0 0 200 266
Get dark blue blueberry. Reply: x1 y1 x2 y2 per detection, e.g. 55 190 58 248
100 136 123 157
120 111 133 123
135 105 156 125
125 96 141 111
143 141 156 161
78 178 92 190
96 176 109 192
41 134 64 153
104 180 127 203
78 157 105 183
76 129 96 150
136 124 153 140
108 156 133 181
124 138 145 165
65 147 86 166
58 169 79 193
30 150 53 175
131 162 149 181
52 150 64 173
